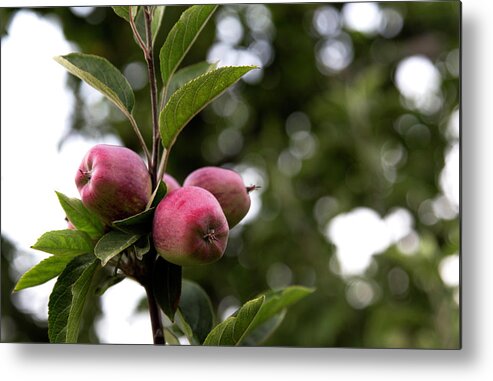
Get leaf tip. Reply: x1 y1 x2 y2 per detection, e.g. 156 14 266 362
53 55 64 64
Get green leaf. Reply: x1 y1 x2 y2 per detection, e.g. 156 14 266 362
55 191 105 240
164 328 181 345
94 273 126 296
242 311 286 346
112 207 155 234
151 6 166 44
203 295 264 346
54 53 135 117
159 5 217 88
134 6 146 43
112 6 135 22
14 253 81 291
48 254 99 343
203 286 314 346
177 280 215 344
94 230 140 266
133 234 151 260
174 309 193 342
150 181 167 208
250 286 314 331
32 229 94 256
153 256 182 321
159 66 256 149
167 61 217 100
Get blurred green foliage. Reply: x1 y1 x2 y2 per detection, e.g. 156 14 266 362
1 2 460 348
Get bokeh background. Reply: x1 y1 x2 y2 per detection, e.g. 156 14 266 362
1 2 460 348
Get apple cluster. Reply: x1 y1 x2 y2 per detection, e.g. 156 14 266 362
75 144 254 266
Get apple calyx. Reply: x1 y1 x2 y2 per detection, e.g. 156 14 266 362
203 228 218 244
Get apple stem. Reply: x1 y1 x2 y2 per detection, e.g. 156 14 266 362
246 184 261 193
79 168 92 181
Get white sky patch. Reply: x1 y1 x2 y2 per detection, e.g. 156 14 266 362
326 207 414 276
439 254 460 288
2 11 150 343
2 11 75 248
216 14 244 45
95 278 151 344
313 6 341 38
342 3 382 35
440 143 460 212
395 55 443 114
234 164 267 225
447 108 460 140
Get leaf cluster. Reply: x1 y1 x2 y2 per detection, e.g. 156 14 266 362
14 5 311 345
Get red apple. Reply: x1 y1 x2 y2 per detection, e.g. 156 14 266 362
65 217 75 230
163 173 181 193
183 166 252 228
75 144 152 223
152 186 229 266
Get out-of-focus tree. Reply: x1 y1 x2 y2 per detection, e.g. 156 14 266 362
1 2 460 347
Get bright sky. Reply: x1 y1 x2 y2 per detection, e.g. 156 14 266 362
1 10 151 343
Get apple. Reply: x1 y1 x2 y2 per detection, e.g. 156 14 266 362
65 217 75 230
183 166 253 228
152 186 229 266
163 173 181 193
75 144 152 223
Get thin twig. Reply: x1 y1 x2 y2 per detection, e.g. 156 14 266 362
129 6 147 54
144 6 162 187
128 113 152 166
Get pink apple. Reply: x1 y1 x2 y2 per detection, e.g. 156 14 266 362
75 144 152 223
152 186 229 266
163 173 181 193
65 217 75 230
183 166 252 228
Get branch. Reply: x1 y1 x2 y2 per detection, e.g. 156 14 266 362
143 6 161 187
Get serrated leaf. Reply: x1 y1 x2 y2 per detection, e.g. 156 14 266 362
203 286 314 346
152 6 166 44
250 286 314 331
48 254 99 343
159 5 217 88
242 311 286 346
14 253 81 291
167 61 217 100
153 256 182 321
177 280 215 344
55 191 105 240
54 53 135 117
94 230 140 266
159 66 256 149
112 207 155 234
32 229 94 256
203 295 264 346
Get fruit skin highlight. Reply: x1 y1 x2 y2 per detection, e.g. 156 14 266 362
152 186 229 266
183 166 251 228
75 144 152 223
